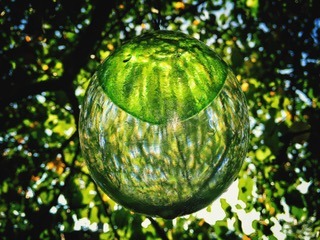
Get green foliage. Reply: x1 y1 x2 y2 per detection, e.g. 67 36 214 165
0 0 319 239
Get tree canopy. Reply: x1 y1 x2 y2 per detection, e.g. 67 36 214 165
0 0 319 239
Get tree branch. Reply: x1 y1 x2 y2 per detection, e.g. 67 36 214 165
62 0 117 74
0 0 118 117
148 217 169 240
0 79 65 109
52 0 117 122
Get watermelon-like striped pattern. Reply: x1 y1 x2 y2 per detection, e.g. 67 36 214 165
79 30 249 218
97 30 227 124
79 69 249 218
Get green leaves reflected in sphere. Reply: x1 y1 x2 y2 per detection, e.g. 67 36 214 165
79 30 249 219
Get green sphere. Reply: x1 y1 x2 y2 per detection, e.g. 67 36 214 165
79 30 249 219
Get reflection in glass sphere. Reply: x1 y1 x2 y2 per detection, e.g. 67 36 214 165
79 31 249 219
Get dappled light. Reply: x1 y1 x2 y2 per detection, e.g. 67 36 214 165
0 0 319 239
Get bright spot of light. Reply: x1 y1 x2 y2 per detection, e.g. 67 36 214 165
25 187 34 199
296 178 312 194
58 194 67 206
89 222 98 231
36 94 46 103
49 206 58 214
195 179 261 235
45 129 52 136
195 200 226 225
141 218 151 228
74 217 90 231
296 89 312 106
75 86 85 96
65 127 74 137
237 208 260 234
270 217 286 240
103 223 110 232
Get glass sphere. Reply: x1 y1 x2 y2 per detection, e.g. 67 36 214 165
79 31 249 219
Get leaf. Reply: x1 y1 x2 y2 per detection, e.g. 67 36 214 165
90 206 99 223
291 206 306 220
238 176 255 205
255 147 271 161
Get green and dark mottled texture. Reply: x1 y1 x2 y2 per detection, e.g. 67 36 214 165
97 30 228 124
80 30 249 219
80 69 249 219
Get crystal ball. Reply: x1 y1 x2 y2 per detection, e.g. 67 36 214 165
79 30 249 219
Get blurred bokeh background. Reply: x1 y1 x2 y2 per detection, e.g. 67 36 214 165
0 0 319 239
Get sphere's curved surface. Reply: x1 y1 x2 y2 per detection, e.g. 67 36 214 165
79 30 249 219
98 30 227 124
